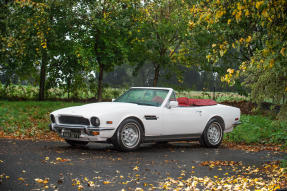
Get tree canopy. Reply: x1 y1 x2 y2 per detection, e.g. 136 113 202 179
0 0 286 112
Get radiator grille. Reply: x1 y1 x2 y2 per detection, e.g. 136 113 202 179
58 115 90 126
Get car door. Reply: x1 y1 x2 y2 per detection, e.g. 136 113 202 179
139 106 165 136
161 106 206 135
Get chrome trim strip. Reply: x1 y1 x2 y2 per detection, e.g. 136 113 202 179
50 124 115 131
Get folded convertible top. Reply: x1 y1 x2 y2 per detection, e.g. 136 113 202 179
177 97 217 106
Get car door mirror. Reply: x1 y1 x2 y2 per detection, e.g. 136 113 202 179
112 99 115 102
169 101 178 109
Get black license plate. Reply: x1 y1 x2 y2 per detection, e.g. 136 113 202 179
62 130 80 138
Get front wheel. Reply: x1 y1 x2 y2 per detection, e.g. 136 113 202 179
112 119 143 151
65 139 89 146
202 118 224 148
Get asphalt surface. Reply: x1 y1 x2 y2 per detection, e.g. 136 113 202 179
0 139 286 191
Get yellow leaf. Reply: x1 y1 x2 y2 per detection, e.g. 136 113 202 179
133 166 139 171
78 185 84 190
246 36 252 43
43 179 49 184
227 68 234 74
103 181 111 184
280 47 286 56
35 178 43 183
219 50 224 57
269 59 274 68
212 44 216 48
206 54 212 60
245 9 249 16
262 9 268 18
18 177 25 181
227 19 231 24
256 1 264 9
88 181 95 187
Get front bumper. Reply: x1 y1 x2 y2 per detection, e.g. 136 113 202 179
50 123 115 142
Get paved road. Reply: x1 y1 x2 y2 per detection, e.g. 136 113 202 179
0 139 285 191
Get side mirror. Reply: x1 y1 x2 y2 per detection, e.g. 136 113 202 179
169 101 178 109
112 99 115 102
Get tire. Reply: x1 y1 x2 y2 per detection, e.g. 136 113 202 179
65 139 89 146
112 118 143 151
202 118 224 148
199 135 206 147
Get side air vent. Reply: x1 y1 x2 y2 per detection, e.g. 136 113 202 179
144 115 158 120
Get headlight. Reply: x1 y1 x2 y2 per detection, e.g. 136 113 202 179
50 114 56 123
91 117 100 126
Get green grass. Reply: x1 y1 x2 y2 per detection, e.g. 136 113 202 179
0 101 82 137
225 115 287 145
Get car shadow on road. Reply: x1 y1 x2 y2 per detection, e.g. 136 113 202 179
51 141 210 154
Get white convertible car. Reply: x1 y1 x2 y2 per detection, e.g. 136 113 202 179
50 87 241 151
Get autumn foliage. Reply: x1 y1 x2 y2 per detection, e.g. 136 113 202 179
190 0 287 114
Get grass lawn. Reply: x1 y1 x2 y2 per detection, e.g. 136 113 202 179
0 100 286 148
0 101 82 139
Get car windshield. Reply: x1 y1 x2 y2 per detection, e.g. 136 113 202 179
115 88 169 107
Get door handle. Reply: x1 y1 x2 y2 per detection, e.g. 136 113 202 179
196 111 202 116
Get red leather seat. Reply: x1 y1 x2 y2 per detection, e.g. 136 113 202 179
152 96 164 104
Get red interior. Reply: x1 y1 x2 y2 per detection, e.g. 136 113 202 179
177 97 217 106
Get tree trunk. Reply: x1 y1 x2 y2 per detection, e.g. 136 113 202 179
39 50 47 101
153 64 160 87
97 64 104 102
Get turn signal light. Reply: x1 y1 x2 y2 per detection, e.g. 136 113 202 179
106 121 113 124
235 118 239 121
92 131 99 136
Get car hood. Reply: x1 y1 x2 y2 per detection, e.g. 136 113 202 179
51 102 139 117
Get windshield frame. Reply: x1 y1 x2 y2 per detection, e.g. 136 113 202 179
114 87 173 108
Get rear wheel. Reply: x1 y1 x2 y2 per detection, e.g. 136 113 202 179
112 118 143 151
65 139 88 146
202 118 223 148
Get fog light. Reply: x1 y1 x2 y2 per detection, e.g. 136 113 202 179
92 131 99 136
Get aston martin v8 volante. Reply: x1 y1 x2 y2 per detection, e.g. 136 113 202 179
50 87 241 151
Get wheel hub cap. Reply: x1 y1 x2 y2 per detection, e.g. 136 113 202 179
207 122 222 145
121 123 140 148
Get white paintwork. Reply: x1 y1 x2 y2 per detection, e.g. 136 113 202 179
50 87 241 142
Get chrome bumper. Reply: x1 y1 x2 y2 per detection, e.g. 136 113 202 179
232 121 242 127
49 123 115 142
